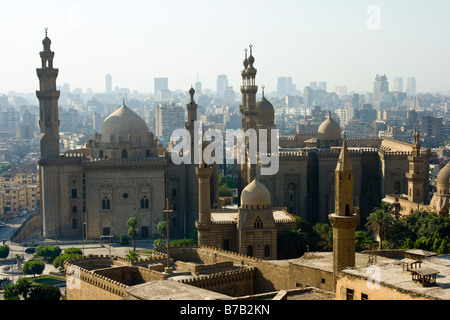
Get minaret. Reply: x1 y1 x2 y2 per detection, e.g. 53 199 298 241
36 28 60 158
185 86 197 164
329 135 360 287
240 44 258 132
406 128 425 203
195 140 213 246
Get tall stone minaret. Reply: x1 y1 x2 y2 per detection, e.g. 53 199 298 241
329 136 360 287
240 44 258 132
36 28 60 158
406 129 425 203
238 45 258 194
195 140 213 246
185 86 198 164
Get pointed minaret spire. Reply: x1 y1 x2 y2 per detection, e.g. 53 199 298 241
336 132 352 172
262 85 265 98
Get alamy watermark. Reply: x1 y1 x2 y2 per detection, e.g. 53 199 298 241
367 5 381 30
170 121 280 175
66 264 81 290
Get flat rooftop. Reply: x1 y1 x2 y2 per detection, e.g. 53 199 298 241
341 254 450 300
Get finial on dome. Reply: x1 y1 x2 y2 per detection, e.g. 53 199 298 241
248 44 255 65
122 98 126 107
262 85 265 97
45 27 48 37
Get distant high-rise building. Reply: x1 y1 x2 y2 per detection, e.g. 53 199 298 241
105 74 112 93
155 103 185 141
406 77 416 96
194 81 202 95
309 82 318 91
216 74 228 98
277 77 293 97
393 77 403 92
303 86 313 107
154 77 169 96
373 74 389 109
318 82 327 92
335 85 347 97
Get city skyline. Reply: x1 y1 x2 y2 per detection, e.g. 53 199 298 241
1 0 450 95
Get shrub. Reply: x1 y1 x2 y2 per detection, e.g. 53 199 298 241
0 245 10 259
64 247 82 255
35 245 62 262
53 253 82 268
28 284 61 300
119 236 129 245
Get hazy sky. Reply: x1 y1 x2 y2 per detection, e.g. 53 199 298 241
1 0 450 95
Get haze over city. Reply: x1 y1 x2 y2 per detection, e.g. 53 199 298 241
1 0 450 95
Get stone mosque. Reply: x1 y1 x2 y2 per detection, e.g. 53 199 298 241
36 32 436 260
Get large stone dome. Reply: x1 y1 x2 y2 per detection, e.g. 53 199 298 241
318 112 341 140
256 96 274 124
437 162 450 189
240 179 271 208
98 104 150 144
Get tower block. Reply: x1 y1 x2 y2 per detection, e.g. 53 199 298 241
36 28 60 158
329 137 360 285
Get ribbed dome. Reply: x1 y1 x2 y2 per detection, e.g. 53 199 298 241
240 179 271 208
318 112 341 140
437 162 450 188
256 96 274 123
98 104 150 144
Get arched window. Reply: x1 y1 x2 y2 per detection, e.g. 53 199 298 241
122 149 128 159
254 217 263 229
264 245 270 257
72 206 77 213
102 197 111 210
140 196 149 209
247 245 253 257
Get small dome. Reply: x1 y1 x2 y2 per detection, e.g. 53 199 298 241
241 179 271 208
98 104 150 144
437 162 450 188
42 36 51 47
256 96 274 123
318 112 341 140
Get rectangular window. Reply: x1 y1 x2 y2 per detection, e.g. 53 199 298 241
346 288 354 300
72 218 77 229
361 293 368 300
103 227 111 235
71 188 77 198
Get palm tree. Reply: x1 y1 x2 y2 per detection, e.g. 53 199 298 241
157 221 167 243
127 217 139 251
365 208 394 249
313 223 333 252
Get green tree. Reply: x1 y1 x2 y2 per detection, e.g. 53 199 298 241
28 284 61 300
15 277 33 300
157 221 167 242
219 185 232 196
3 284 20 300
355 230 376 252
127 217 139 251
365 208 394 249
35 245 62 262
22 261 45 278
0 244 10 258
313 223 333 252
